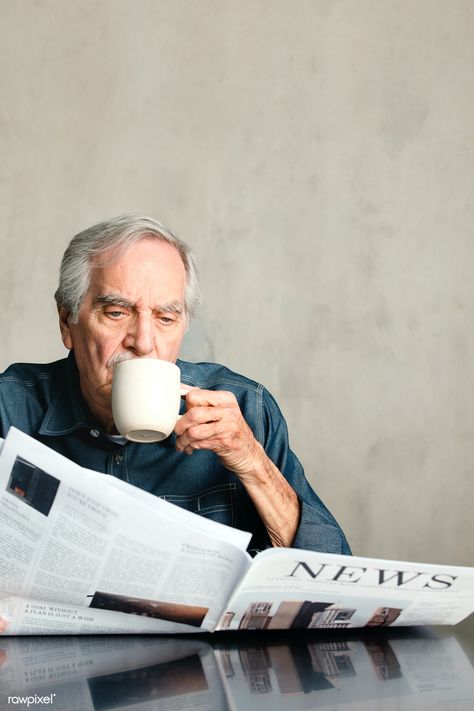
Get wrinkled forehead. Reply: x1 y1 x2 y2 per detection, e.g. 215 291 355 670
89 235 184 270
85 237 187 301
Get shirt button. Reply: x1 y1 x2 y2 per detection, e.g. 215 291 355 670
90 429 100 438
114 453 124 464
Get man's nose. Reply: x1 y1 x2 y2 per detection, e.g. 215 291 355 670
123 314 155 356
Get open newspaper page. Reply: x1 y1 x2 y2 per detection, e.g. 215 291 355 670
216 548 474 631
0 427 252 635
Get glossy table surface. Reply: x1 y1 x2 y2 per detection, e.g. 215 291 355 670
0 616 473 710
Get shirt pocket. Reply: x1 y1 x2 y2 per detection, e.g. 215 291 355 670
160 483 236 527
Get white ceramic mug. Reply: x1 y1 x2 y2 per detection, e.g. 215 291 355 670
111 358 182 443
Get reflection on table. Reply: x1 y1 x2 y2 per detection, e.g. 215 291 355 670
0 624 472 710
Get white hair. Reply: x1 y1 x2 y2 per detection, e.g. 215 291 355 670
54 214 202 323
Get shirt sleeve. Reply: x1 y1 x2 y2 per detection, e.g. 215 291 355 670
259 387 351 555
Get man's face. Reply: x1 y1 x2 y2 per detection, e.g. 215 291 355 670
59 238 187 429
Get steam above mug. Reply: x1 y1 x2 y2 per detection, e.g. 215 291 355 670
111 358 181 443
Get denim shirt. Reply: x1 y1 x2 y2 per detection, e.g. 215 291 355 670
0 353 351 555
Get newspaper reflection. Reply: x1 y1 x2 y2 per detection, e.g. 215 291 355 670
0 637 225 711
0 631 472 710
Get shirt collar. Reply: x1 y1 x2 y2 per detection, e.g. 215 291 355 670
38 352 178 448
38 352 92 436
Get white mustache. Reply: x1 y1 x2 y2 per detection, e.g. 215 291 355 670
107 353 137 369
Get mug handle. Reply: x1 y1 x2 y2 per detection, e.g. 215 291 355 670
177 386 190 422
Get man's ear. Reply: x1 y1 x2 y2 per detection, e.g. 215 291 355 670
58 307 74 350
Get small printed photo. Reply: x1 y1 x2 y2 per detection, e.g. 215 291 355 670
237 600 357 631
88 591 209 627
366 606 403 627
6 457 60 516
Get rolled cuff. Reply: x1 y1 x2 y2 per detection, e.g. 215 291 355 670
291 500 352 555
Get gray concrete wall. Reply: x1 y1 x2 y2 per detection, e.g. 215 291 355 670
1 0 473 565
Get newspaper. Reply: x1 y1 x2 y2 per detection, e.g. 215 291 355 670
0 428 252 635
0 427 473 635
217 547 474 631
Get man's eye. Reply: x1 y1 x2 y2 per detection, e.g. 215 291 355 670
105 310 126 319
158 316 175 325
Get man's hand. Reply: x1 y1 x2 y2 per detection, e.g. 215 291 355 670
174 386 300 547
175 387 261 477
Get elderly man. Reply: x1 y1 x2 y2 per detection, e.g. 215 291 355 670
0 215 350 555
